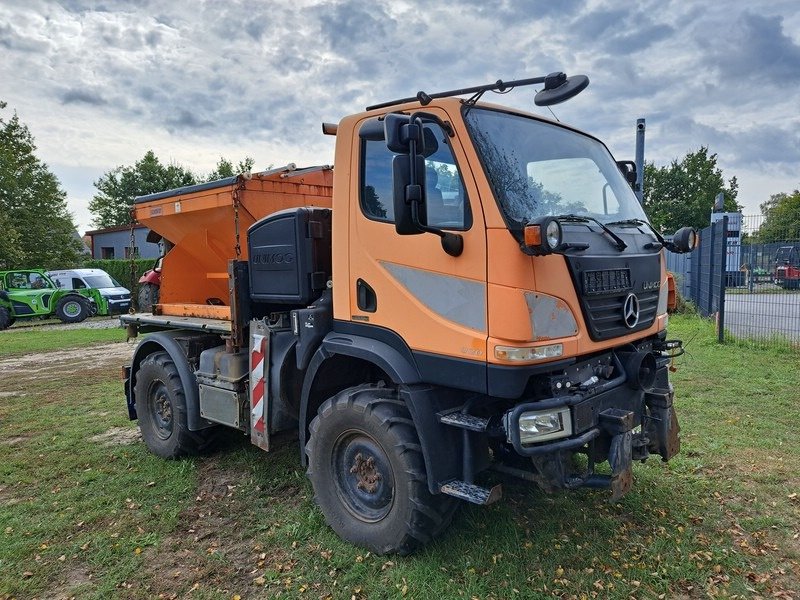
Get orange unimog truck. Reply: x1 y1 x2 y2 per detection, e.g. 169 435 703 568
121 72 697 555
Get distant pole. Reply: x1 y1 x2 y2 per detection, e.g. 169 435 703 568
713 192 724 213
634 118 645 205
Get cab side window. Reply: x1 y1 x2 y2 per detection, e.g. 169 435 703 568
72 278 87 289
360 121 471 230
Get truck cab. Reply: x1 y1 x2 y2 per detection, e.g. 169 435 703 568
122 73 696 555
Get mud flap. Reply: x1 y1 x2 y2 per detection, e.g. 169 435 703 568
608 431 632 502
646 386 681 462
660 407 681 461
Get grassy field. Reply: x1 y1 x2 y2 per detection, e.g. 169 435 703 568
0 324 126 357
0 315 798 599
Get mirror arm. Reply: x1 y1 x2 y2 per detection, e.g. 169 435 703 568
409 200 464 257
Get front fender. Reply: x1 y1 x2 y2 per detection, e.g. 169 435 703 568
297 332 422 465
126 330 214 431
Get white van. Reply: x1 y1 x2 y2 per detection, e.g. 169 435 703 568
47 268 131 315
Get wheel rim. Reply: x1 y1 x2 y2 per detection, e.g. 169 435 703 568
332 431 395 522
64 300 81 317
147 379 173 440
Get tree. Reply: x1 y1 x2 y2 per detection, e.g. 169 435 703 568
643 147 740 233
89 150 198 228
0 101 84 269
90 153 260 228
757 190 800 243
205 156 255 181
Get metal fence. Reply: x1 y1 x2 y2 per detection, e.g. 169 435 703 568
669 214 800 348
721 215 800 348
665 218 726 322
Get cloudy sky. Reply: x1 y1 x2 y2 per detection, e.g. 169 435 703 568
2 0 799 234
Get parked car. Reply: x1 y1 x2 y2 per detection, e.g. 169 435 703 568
47 268 132 315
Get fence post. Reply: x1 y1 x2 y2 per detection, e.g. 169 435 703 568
707 222 716 315
717 216 728 343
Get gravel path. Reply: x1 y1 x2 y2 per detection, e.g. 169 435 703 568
0 316 124 333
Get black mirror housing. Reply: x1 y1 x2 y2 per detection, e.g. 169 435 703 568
616 160 637 188
392 154 426 235
385 114 414 154
668 227 698 253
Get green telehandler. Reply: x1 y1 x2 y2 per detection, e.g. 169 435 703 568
0 269 101 330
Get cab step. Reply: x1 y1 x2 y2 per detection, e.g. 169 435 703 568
440 480 502 505
438 411 489 432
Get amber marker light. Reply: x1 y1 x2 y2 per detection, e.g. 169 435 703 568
524 224 542 247
523 217 563 255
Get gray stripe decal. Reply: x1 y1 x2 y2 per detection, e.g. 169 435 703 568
524 292 578 340
381 262 486 332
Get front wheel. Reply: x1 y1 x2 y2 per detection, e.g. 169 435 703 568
55 295 90 323
0 307 11 330
306 384 457 555
134 351 208 458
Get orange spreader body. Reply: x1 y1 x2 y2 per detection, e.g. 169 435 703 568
134 169 333 313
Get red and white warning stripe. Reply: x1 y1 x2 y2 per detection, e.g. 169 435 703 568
250 333 268 450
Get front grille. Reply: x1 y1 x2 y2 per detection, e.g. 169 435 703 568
582 269 631 295
584 290 659 339
565 254 661 342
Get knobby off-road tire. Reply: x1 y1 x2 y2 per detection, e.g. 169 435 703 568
137 283 160 312
134 351 208 458
306 384 457 555
0 307 11 330
55 295 90 323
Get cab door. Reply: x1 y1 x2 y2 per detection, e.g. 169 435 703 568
347 110 489 391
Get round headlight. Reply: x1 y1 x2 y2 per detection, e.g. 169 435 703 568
545 219 562 250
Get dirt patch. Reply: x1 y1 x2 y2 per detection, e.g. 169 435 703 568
44 565 94 600
0 435 28 446
135 461 270 598
0 342 135 383
89 426 142 447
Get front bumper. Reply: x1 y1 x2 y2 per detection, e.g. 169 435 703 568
107 297 132 314
499 353 681 499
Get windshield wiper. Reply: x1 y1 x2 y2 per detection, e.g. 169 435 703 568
555 214 627 251
606 218 664 250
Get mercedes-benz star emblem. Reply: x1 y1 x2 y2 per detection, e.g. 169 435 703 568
622 293 640 329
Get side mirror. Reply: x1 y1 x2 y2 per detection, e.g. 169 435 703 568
667 227 698 253
392 154 426 235
617 160 637 188
385 113 419 155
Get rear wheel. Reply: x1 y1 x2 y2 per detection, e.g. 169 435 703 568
0 307 11 330
138 283 160 312
134 351 208 458
55 295 90 323
306 384 457 555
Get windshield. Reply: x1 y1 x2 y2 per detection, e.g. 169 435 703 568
464 108 648 229
84 275 120 289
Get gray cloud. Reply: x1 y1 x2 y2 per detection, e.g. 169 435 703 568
1 0 798 229
0 22 49 53
60 89 107 106
697 12 800 86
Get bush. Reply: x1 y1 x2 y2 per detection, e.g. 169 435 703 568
82 258 154 299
